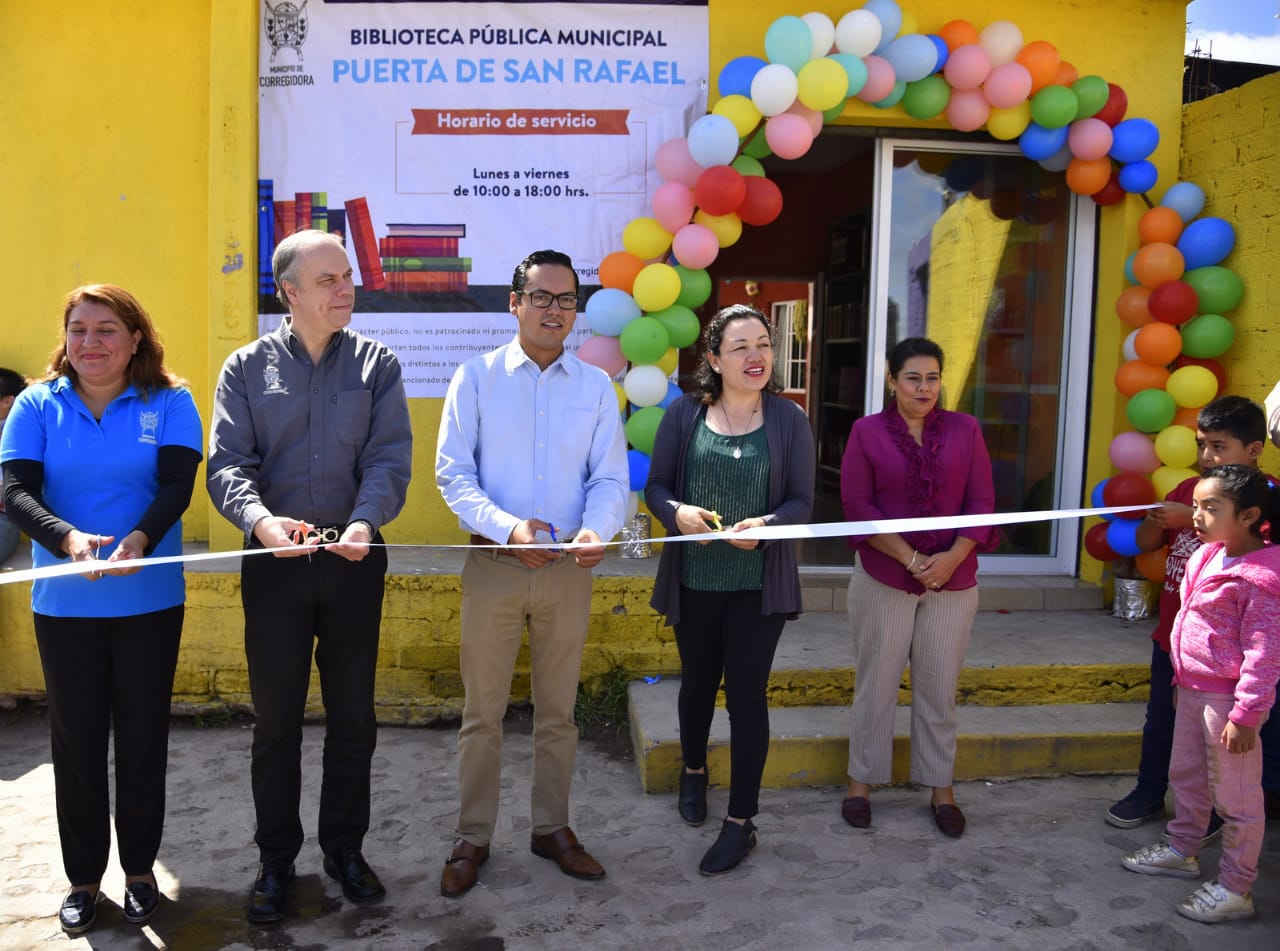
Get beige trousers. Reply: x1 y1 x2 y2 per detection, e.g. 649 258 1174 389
455 550 593 845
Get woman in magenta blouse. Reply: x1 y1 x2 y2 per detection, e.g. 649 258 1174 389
838 337 996 838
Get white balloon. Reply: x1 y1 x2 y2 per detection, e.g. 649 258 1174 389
626 490 641 522
1122 329 1140 363
750 62 800 117
834 10 882 58
801 12 836 60
623 364 672 407
979 20 1024 66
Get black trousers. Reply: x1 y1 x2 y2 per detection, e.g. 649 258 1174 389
673 588 786 820
241 544 387 863
34 605 184 885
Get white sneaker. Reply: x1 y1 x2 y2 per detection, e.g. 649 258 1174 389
1121 843 1200 878
1175 880 1255 923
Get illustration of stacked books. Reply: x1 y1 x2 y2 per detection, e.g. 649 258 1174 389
378 222 470 293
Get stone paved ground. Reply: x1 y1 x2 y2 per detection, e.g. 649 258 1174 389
0 707 1275 950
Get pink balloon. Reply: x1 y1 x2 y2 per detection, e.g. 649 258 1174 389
785 99 824 137
1109 430 1160 474
1067 117 1114 162
576 334 627 377
652 181 695 233
856 55 896 103
945 89 991 132
982 62 1032 108
943 44 992 91
764 113 814 160
655 138 701 187
671 223 720 269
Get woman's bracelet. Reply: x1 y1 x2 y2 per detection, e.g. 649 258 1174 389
906 550 920 571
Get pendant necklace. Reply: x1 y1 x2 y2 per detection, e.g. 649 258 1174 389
720 395 761 459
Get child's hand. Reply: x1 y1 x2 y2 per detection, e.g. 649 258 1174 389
1145 501 1193 530
1220 720 1257 754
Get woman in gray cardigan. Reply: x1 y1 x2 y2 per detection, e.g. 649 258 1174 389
645 304 815 875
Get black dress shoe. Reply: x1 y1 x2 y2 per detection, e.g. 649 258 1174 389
123 879 160 925
59 889 100 936
248 860 295 925
699 818 757 875
324 847 386 904
678 768 708 826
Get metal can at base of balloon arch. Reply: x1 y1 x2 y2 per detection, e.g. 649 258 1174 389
620 513 652 559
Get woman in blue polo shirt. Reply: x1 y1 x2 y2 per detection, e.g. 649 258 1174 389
0 284 202 935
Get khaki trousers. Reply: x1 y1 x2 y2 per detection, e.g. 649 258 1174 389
456 549 593 845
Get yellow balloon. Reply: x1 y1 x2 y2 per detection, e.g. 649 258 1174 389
693 209 743 248
632 263 681 312
657 346 679 376
622 216 673 260
1153 425 1198 469
1165 365 1218 409
712 94 762 138
1152 465 1198 500
613 381 627 414
987 102 1032 140
797 58 849 111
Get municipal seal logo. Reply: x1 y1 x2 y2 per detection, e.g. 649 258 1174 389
264 363 288 395
264 0 309 64
138 410 160 444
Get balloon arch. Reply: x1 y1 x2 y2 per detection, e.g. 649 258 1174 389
578 2 1242 576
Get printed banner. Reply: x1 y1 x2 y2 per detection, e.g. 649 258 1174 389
258 0 709 396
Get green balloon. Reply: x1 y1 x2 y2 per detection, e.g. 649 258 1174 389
674 266 712 309
1071 75 1109 119
1183 266 1244 314
902 74 951 120
1179 313 1235 358
1127 388 1177 433
1030 85 1079 129
743 128 772 159
625 405 665 454
731 154 765 177
619 316 670 364
822 101 846 124
650 305 701 349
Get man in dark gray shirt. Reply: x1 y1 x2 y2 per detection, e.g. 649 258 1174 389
208 229 412 924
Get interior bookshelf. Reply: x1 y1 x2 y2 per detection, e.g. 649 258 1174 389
815 213 869 483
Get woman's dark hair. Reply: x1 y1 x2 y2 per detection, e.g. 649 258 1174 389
691 304 779 405
888 336 945 377
1199 463 1280 541
45 284 187 394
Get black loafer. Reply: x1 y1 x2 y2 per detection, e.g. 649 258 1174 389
324 847 386 904
123 879 160 925
247 860 295 925
59 889 100 935
678 769 709 826
699 818 757 876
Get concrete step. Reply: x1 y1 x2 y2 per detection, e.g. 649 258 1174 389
799 572 1105 613
731 608 1152 708
629 677 1143 793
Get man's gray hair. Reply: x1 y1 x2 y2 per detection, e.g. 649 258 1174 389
272 229 342 307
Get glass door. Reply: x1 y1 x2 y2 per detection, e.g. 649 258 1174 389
865 140 1095 573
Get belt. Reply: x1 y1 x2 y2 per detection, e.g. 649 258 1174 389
470 533 519 557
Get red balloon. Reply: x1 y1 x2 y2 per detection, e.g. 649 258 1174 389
1102 471 1156 517
737 176 784 226
1091 170 1126 206
1173 355 1228 395
1094 83 1128 127
1084 521 1118 561
693 165 746 217
1148 280 1199 325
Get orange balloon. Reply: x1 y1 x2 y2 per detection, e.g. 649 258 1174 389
1172 405 1200 429
1132 242 1186 288
938 19 980 50
1135 547 1167 583
1115 360 1170 397
1138 206 1184 246
1066 157 1112 196
1134 322 1183 367
1017 40 1061 93
1115 285 1154 328
598 250 645 292
1051 59 1080 86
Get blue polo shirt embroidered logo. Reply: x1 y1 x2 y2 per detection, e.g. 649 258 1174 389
139 410 159 444
264 363 288 395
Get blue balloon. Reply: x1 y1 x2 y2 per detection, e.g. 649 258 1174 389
764 16 813 72
658 381 683 409
927 35 949 73
1019 122 1069 161
627 449 651 491
864 0 904 54
1160 181 1206 223
872 80 907 109
1038 141 1073 172
1106 518 1142 557
829 53 869 98
1177 217 1236 270
1123 250 1138 285
882 34 937 83
584 288 641 336
718 56 767 98
1091 479 1115 522
1118 160 1158 194
686 114 739 168
1108 118 1160 163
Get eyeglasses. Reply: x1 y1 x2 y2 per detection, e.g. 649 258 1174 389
520 290 578 310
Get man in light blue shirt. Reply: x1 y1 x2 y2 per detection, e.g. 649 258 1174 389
435 249 628 897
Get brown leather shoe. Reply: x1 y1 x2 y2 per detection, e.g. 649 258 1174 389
932 803 966 838
841 796 871 829
440 839 489 898
530 826 606 880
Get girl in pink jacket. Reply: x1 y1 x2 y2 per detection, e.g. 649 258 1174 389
1121 464 1280 923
